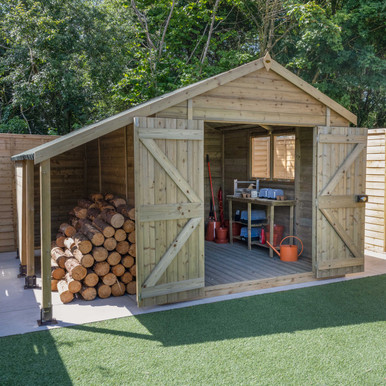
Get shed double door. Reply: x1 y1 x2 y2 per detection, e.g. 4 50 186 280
134 117 205 306
314 126 367 278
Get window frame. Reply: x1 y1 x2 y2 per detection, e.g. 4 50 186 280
249 131 296 182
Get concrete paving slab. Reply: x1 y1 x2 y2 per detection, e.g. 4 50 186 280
1 251 385 337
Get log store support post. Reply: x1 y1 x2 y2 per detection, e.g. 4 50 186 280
39 159 56 325
24 159 37 288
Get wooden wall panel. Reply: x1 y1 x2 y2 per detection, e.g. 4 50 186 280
223 129 295 238
0 134 58 252
157 69 351 127
365 129 385 253
86 126 134 206
294 128 313 258
50 147 86 239
204 126 222 220
100 128 126 198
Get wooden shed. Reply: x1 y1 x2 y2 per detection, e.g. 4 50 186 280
12 53 367 322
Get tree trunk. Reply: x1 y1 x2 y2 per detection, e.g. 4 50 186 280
51 279 59 291
80 286 97 301
109 196 126 208
100 209 124 228
71 248 94 268
116 205 135 220
116 240 129 255
65 258 87 281
97 283 112 299
114 228 126 242
57 280 74 303
111 281 126 296
64 237 75 250
87 208 101 221
92 217 115 238
73 232 93 254
81 223 105 246
97 200 115 211
107 251 121 266
83 270 99 287
104 237 117 251
90 193 103 202
92 246 108 262
55 233 66 248
74 206 88 219
51 259 65 280
123 219 135 233
121 271 133 284
102 272 117 286
51 245 67 268
59 223 76 237
128 231 136 244
129 264 136 277
69 217 81 231
121 255 135 268
65 272 82 294
94 261 110 277
126 281 136 295
128 243 136 257
104 193 114 201
111 263 125 277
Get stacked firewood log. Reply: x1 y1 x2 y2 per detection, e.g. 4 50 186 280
51 193 136 304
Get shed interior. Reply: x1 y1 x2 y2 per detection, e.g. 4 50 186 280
40 121 314 290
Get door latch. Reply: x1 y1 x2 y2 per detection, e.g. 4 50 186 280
356 195 368 203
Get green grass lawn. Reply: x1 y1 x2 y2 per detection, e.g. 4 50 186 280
1 275 385 385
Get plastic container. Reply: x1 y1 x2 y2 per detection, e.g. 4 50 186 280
205 220 220 241
215 227 229 244
266 224 284 247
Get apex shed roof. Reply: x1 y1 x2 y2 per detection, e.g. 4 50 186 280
12 54 357 164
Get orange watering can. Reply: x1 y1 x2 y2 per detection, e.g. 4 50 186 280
266 236 303 262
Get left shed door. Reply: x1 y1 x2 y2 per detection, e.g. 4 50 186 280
134 117 205 306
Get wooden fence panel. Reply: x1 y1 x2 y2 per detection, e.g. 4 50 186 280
365 129 385 253
0 134 58 252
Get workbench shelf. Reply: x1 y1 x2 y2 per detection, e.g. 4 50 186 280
227 195 295 257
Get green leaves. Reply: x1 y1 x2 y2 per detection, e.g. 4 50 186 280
0 0 384 133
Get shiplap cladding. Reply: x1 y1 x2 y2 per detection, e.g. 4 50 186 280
85 125 135 206
294 128 313 258
0 134 58 252
224 129 295 236
50 147 86 239
158 68 351 127
204 126 222 219
365 129 385 253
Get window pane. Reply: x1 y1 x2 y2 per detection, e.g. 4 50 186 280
274 135 295 179
251 136 270 178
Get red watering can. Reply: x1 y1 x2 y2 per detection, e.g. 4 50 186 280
266 236 303 262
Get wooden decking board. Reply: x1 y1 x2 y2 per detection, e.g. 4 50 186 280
205 241 312 286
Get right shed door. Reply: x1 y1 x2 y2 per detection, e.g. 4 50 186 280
314 126 367 278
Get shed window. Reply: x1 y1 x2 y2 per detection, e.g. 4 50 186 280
251 136 270 178
251 134 295 180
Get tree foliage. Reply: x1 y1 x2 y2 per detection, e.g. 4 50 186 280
0 0 384 134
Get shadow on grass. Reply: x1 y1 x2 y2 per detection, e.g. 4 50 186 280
0 329 72 385
67 274 386 347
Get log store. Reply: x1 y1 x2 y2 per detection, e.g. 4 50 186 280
11 53 367 324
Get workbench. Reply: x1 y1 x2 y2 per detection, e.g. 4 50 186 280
227 195 296 257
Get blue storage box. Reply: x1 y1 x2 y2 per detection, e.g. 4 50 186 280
240 227 261 241
267 189 284 199
240 210 266 224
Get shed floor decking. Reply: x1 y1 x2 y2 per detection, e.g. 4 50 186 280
205 241 312 286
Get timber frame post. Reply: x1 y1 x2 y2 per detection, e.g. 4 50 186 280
38 159 56 325
24 159 37 288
